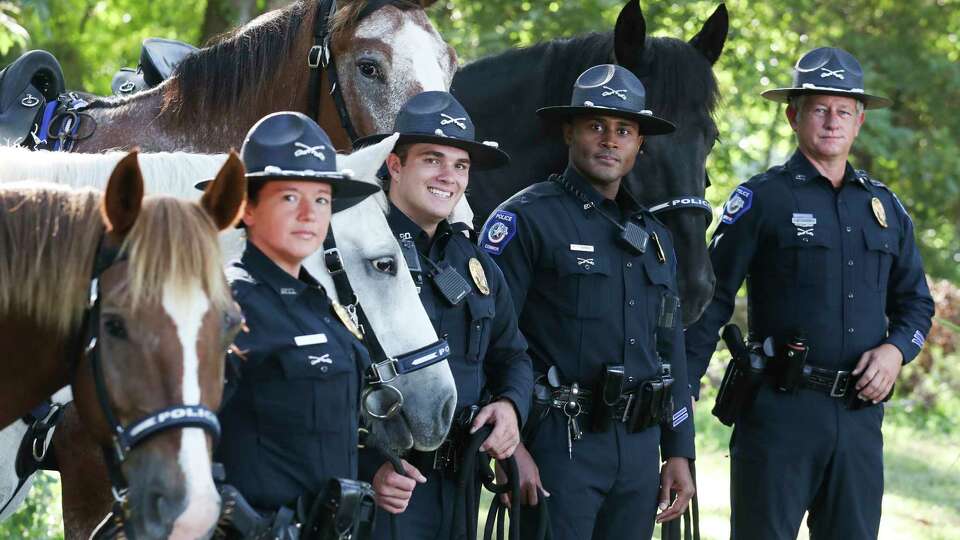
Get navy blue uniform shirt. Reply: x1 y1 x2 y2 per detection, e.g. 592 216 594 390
216 242 367 510
685 150 935 399
480 166 695 459
386 204 533 424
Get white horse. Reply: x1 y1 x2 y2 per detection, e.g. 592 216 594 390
0 138 469 535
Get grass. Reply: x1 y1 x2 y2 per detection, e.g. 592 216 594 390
477 389 960 540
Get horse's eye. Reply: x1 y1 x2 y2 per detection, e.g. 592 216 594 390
357 60 383 81
371 256 397 275
104 316 128 339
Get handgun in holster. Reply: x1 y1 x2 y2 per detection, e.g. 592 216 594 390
591 364 627 433
298 478 376 540
775 333 808 393
626 364 674 433
712 324 768 426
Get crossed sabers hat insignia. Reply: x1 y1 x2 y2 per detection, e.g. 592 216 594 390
601 86 628 100
294 142 326 160
440 113 467 130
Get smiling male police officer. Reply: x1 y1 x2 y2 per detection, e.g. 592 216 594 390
685 48 935 539
480 65 695 540
353 91 533 540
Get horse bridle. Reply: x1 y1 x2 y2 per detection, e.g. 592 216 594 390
645 172 714 224
309 0 387 143
322 229 451 420
75 233 222 529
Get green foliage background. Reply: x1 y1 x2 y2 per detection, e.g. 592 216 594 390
0 1 957 537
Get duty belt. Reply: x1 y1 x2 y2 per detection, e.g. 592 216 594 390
801 366 853 398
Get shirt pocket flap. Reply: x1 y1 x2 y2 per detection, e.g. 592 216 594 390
467 294 496 321
643 256 673 288
276 343 351 379
862 228 898 255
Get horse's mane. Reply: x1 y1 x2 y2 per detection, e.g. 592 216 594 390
468 32 719 123
0 182 232 337
0 184 102 336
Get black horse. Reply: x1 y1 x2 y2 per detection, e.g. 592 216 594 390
453 0 727 325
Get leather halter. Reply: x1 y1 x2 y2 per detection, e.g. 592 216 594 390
322 229 450 420
308 0 360 143
75 234 221 533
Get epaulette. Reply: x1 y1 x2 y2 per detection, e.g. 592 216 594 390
225 264 257 286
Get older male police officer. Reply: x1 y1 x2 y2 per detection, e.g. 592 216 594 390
480 65 695 539
201 112 380 537
353 91 533 540
685 48 935 538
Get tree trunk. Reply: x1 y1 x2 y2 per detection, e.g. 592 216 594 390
200 0 258 45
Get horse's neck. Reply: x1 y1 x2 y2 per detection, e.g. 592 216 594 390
80 52 315 153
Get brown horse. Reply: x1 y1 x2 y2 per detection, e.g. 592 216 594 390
73 0 455 152
0 152 247 538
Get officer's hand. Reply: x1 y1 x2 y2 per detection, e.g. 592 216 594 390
371 460 426 514
496 441 549 508
852 343 903 402
470 399 520 460
655 457 695 523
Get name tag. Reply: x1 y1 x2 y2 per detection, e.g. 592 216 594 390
294 333 327 346
570 244 595 252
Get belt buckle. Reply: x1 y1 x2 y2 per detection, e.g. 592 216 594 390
830 371 850 397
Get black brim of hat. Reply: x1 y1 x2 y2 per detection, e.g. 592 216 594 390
761 87 892 109
353 133 510 170
194 171 380 214
536 106 676 135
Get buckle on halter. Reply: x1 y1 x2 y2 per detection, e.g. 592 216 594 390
308 45 329 69
324 247 345 275
368 359 399 384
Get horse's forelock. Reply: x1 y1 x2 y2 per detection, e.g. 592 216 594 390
122 198 231 315
640 37 720 122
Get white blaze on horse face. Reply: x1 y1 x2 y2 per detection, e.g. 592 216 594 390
162 286 221 539
354 11 454 133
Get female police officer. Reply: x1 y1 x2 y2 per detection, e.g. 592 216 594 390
196 112 380 531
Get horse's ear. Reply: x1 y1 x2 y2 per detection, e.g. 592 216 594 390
689 4 728 65
202 151 247 231
101 150 145 237
614 0 646 68
339 133 401 188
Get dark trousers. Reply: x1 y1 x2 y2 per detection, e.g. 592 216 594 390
730 385 884 539
370 467 477 540
518 411 662 540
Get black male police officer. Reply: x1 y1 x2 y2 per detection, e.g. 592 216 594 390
685 48 935 539
352 91 533 540
480 65 695 540
200 112 381 535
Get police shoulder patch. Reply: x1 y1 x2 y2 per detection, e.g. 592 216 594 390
479 209 518 256
720 185 754 225
225 264 257 286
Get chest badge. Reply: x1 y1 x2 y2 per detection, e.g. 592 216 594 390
469 258 490 296
332 301 363 341
871 197 888 228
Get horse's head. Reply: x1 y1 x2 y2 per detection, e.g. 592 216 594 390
304 135 458 452
70 152 246 539
330 0 457 140
612 0 728 325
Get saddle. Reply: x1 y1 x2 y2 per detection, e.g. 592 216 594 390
111 38 198 96
0 49 64 145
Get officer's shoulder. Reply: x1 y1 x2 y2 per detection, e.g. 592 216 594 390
859 170 912 218
500 179 564 210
